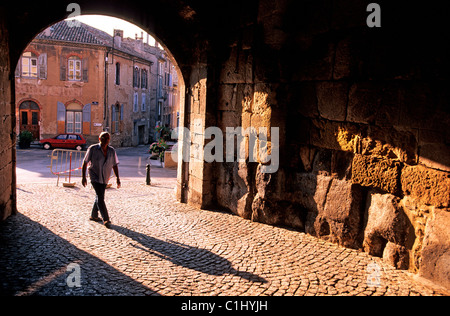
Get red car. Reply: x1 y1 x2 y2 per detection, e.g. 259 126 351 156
40 133 87 151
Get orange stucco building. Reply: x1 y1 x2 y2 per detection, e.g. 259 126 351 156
15 20 176 147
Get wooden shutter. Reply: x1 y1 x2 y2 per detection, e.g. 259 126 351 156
82 103 91 135
38 53 47 79
82 58 88 82
56 101 66 134
60 56 66 81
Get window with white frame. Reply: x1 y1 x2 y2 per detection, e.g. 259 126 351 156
21 52 38 78
68 57 82 81
66 103 83 134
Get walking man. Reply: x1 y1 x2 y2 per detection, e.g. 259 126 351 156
82 132 121 228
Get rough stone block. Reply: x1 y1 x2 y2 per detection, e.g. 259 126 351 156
293 172 363 248
363 192 414 269
363 126 417 164
419 143 450 172
292 173 333 216
316 81 348 121
383 242 410 270
401 164 450 208
251 165 307 229
217 84 238 111
216 162 253 220
351 154 402 195
251 195 306 230
287 82 318 118
310 119 362 152
420 208 450 289
347 82 382 124
299 146 316 172
321 178 363 248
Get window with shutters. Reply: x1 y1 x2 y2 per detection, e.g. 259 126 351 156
66 102 83 133
68 57 82 81
21 52 38 78
16 51 47 79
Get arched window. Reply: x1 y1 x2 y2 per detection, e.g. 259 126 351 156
141 69 148 89
133 66 140 88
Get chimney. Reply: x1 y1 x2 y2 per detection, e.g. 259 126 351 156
134 32 144 52
44 26 52 37
114 29 123 48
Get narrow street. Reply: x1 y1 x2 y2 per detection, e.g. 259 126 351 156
15 144 176 184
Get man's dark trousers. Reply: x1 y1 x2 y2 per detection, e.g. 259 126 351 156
91 182 109 221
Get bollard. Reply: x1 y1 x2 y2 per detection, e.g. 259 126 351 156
146 164 151 185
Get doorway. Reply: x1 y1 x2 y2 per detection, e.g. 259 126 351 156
138 125 145 145
19 100 40 140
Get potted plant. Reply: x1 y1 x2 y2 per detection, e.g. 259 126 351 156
149 139 168 160
18 130 34 149
155 125 172 141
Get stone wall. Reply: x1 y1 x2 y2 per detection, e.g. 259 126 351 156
0 8 16 221
210 0 450 289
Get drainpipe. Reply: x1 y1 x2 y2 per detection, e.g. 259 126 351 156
104 49 108 132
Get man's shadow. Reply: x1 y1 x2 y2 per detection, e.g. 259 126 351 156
111 225 267 284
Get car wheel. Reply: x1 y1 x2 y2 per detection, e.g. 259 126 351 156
43 143 51 150
75 145 83 151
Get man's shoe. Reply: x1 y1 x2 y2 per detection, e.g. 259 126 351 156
104 220 111 228
89 216 102 222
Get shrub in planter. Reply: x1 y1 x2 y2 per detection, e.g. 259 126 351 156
149 139 168 159
18 130 33 149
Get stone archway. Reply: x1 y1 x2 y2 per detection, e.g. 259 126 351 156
1 0 450 289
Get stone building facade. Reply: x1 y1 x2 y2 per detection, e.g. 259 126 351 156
1 0 449 289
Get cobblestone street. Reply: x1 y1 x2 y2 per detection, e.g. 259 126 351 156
1 176 448 296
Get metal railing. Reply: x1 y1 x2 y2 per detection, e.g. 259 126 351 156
50 149 86 186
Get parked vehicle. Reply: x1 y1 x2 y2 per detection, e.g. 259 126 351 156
40 133 86 151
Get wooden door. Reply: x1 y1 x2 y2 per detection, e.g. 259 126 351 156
19 101 40 140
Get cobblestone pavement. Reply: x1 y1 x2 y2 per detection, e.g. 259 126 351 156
1 178 448 296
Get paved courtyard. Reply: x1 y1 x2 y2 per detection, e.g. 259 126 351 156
0 146 446 296
1 173 448 296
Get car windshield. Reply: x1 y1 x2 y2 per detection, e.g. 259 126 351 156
55 135 67 140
